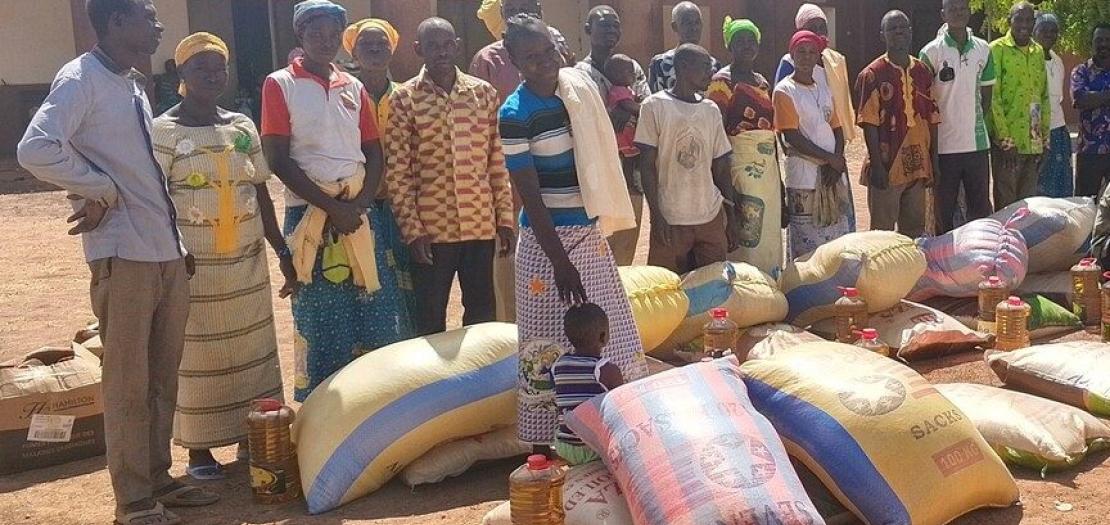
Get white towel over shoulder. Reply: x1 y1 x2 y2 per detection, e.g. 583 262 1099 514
555 67 637 237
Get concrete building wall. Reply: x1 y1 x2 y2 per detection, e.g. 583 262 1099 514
0 0 77 85
545 0 590 60
152 0 191 74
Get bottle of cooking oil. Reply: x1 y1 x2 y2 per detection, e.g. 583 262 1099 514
1071 257 1102 329
977 276 1009 334
995 296 1031 351
703 308 739 360
854 328 890 357
1101 271 1110 343
247 398 300 504
834 287 868 343
509 454 566 525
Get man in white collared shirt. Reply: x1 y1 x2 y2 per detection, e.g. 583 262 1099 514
920 0 996 233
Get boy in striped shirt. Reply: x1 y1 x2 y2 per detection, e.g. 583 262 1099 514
550 304 625 464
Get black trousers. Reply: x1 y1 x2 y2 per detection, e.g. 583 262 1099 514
934 151 994 234
412 240 496 336
1075 154 1110 198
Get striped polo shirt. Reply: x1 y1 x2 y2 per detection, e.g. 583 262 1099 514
550 354 608 445
499 82 591 227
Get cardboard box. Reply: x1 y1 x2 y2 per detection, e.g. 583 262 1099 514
0 343 105 474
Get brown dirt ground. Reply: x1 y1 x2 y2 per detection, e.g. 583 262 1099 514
2 140 1108 525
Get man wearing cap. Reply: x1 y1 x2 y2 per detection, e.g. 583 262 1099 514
18 0 219 522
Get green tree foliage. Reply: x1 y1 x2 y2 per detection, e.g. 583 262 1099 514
970 0 1110 54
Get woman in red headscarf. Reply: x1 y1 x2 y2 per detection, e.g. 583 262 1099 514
772 31 853 259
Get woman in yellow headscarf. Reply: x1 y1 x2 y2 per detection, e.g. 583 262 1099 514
342 18 417 326
150 32 293 480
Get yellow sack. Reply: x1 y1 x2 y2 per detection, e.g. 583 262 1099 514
661 261 788 350
728 130 783 278
618 266 689 355
936 383 1110 471
781 230 926 327
296 323 518 514
741 341 1019 525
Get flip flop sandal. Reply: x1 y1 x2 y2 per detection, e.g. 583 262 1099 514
115 502 180 525
185 463 226 481
155 483 221 508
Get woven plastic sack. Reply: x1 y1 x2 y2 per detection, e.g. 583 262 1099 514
741 342 1019 525
936 383 1110 471
781 231 926 327
810 300 991 361
739 323 825 362
908 218 1028 302
482 461 633 525
728 130 784 279
661 261 788 349
991 197 1096 273
618 266 689 355
986 342 1110 417
296 323 518 514
400 426 528 486
566 357 824 525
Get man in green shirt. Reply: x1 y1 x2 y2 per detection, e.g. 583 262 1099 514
988 1 1050 210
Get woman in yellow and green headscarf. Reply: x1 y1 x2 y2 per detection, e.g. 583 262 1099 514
150 32 293 480
706 18 785 278
342 18 417 324
707 17 773 135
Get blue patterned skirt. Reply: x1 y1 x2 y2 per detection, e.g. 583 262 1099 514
1038 126 1074 198
285 202 415 401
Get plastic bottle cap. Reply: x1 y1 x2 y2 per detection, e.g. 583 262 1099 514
1007 296 1023 306
1103 271 1110 280
526 454 550 470
987 276 1001 285
711 308 729 319
1081 257 1096 266
857 328 878 339
838 287 859 297
253 398 282 412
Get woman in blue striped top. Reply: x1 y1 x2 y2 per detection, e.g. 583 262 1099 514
550 304 625 465
499 14 647 453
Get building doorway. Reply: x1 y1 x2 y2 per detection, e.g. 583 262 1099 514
231 0 274 124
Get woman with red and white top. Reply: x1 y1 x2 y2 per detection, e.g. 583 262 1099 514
261 0 409 401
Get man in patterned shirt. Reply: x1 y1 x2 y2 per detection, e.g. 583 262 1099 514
1073 23 1110 197
856 10 941 238
385 18 515 335
987 1 1050 209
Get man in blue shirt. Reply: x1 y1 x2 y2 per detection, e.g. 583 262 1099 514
18 1 217 522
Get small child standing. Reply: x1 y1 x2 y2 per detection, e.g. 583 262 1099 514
604 54 643 159
550 304 624 465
